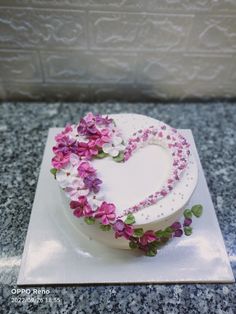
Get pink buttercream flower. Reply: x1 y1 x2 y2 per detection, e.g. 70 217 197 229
95 202 116 225
78 161 96 178
52 152 70 170
98 115 113 126
139 230 157 246
55 124 73 142
90 128 111 147
70 196 93 218
77 113 114 137
85 112 113 127
84 112 96 124
113 219 134 239
77 141 98 159
55 133 66 142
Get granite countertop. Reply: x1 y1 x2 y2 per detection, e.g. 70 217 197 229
0 102 235 314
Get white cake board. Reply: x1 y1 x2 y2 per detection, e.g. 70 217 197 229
17 128 234 285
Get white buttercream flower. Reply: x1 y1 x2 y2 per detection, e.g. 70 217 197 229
108 124 122 137
56 164 78 189
87 192 105 211
57 161 90 200
66 177 90 201
69 153 81 167
69 124 87 142
102 136 125 157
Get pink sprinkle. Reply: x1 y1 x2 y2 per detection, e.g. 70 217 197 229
161 190 167 196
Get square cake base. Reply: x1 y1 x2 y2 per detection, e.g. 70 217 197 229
17 129 234 285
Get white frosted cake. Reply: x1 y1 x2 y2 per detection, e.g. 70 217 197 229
51 113 202 256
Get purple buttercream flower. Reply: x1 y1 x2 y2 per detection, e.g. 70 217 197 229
95 114 113 126
113 219 134 240
171 222 182 230
77 114 98 136
114 220 125 232
174 229 183 237
84 175 102 193
53 136 77 155
77 118 88 135
78 161 96 178
183 218 192 226
77 113 113 137
80 119 98 135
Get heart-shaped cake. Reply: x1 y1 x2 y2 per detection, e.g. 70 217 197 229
51 113 202 256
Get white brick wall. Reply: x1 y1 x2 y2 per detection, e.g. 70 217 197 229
0 1 235 101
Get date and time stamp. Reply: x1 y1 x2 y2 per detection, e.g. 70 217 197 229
10 288 62 304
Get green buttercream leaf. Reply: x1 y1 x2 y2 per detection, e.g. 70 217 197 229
164 227 173 234
155 230 163 238
160 236 170 243
129 241 138 249
124 213 136 225
156 242 162 249
134 228 144 237
84 217 96 225
113 151 124 162
184 209 192 219
146 247 157 257
50 168 57 178
149 241 158 250
100 224 111 231
191 204 203 218
184 226 193 236
156 227 172 239
95 151 109 159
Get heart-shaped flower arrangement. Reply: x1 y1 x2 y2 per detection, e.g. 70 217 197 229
51 113 203 256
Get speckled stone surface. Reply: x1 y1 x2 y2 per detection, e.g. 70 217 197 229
0 102 235 314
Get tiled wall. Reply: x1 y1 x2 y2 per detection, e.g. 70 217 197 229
0 1 235 101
